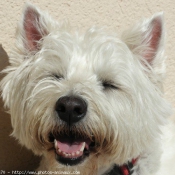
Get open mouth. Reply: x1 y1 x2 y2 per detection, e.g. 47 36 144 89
49 132 95 166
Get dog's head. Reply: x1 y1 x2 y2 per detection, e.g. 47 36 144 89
1 3 171 173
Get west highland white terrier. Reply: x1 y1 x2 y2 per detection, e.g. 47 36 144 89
1 3 175 175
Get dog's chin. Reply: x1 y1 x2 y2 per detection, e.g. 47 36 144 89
49 132 95 166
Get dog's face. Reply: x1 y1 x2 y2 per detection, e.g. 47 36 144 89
1 3 171 173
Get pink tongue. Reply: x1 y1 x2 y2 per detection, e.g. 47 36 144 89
57 140 84 154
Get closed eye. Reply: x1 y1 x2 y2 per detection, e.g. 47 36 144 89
102 81 118 90
52 74 62 80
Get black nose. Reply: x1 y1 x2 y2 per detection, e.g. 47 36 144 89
55 96 87 125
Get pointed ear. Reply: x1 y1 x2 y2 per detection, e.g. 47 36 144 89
18 3 50 52
122 13 165 65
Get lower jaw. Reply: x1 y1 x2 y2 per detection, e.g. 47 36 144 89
55 151 88 166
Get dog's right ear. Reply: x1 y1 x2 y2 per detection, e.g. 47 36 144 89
17 3 51 53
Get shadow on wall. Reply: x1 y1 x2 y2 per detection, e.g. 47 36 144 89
0 45 40 171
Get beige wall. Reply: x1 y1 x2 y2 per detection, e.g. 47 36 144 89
0 0 175 170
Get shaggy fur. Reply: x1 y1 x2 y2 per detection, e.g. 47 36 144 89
1 3 175 175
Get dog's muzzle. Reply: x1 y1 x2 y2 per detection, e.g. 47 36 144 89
49 96 95 166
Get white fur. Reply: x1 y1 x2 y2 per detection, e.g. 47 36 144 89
1 3 174 175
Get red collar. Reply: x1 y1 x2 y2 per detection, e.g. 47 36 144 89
108 158 138 175
120 158 137 175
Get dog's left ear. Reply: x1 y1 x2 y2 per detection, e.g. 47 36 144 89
122 13 165 67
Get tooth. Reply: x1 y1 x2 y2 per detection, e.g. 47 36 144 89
80 142 85 152
58 149 61 153
62 151 66 155
76 151 80 155
72 152 75 156
54 139 57 148
65 154 68 157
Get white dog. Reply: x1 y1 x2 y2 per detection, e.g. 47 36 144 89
1 3 175 175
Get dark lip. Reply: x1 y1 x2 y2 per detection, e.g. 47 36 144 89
55 149 90 166
49 132 94 144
